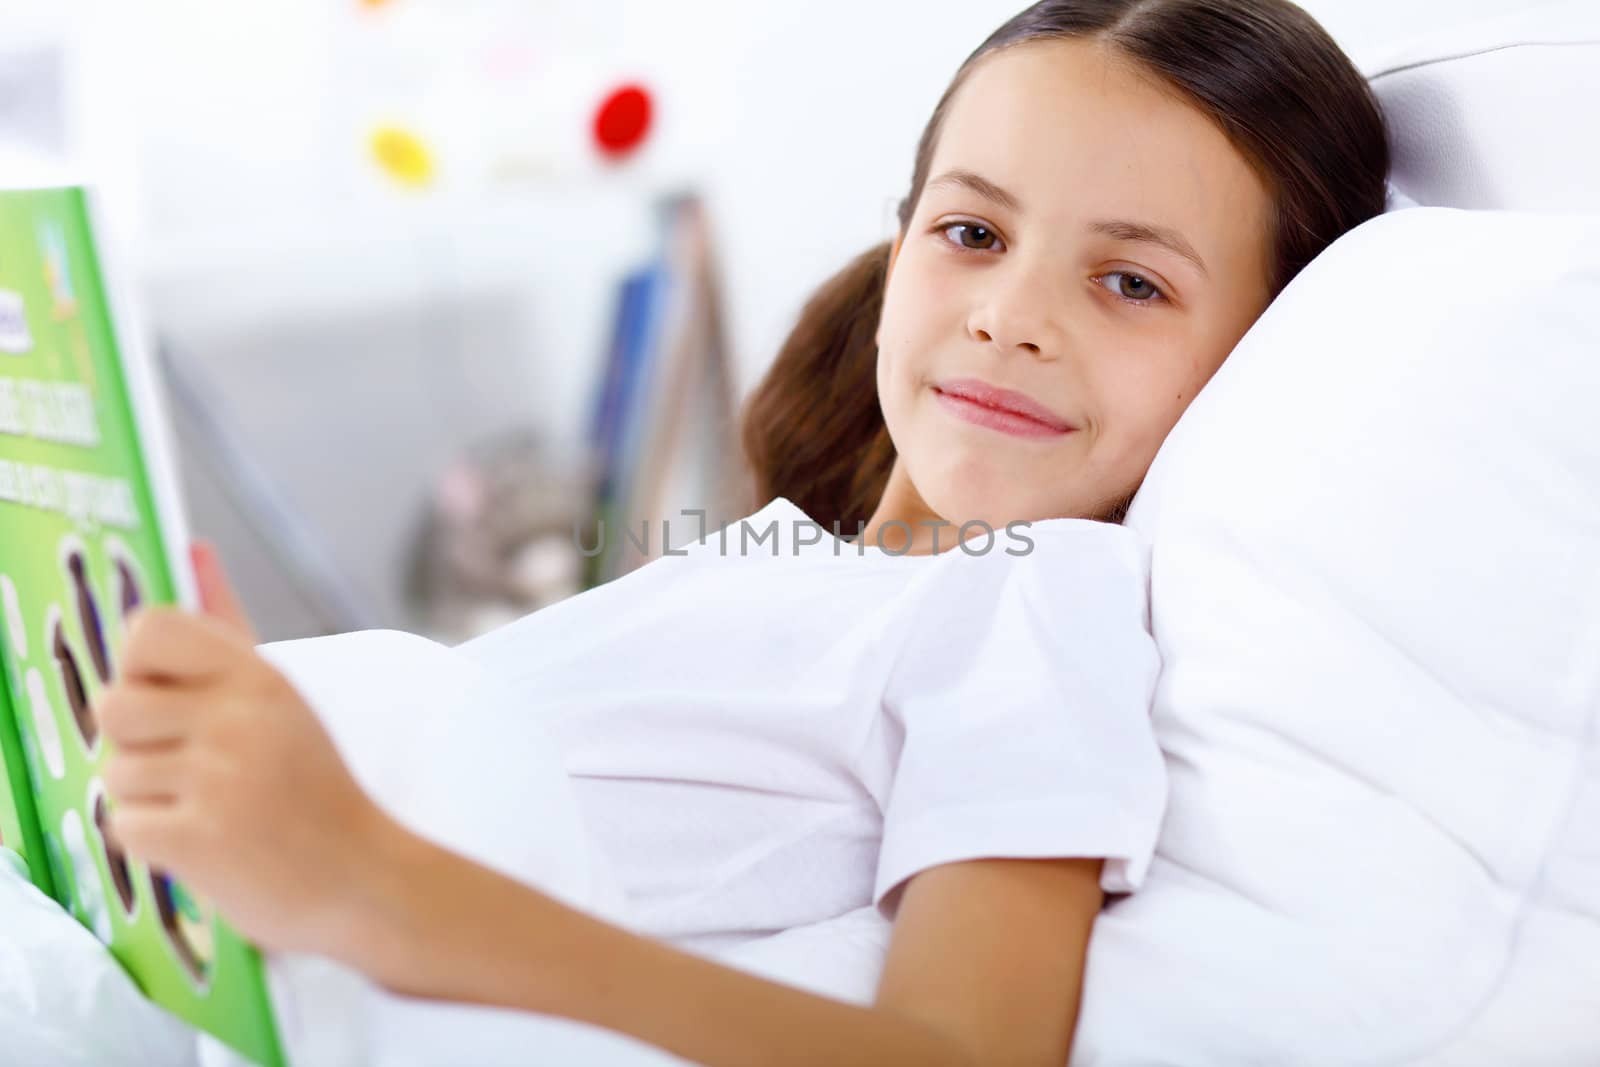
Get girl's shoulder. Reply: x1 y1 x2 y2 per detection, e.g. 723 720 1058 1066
861 515 1154 671
997 514 1151 587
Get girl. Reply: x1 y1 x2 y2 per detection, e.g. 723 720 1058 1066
95 1 1388 1063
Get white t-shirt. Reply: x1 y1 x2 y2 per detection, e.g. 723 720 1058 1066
457 496 1167 958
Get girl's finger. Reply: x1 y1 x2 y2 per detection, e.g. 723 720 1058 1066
94 682 203 747
103 748 187 805
106 803 185 870
191 541 259 643
120 606 242 685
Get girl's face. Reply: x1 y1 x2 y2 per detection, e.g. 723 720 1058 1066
874 38 1275 531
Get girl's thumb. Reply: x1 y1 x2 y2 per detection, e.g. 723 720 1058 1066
190 540 257 643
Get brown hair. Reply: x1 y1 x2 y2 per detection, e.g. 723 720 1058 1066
739 0 1390 531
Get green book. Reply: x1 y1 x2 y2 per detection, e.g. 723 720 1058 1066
0 184 285 1067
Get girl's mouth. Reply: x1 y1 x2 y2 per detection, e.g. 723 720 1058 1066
932 380 1078 439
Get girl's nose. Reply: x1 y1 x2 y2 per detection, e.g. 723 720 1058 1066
965 265 1068 360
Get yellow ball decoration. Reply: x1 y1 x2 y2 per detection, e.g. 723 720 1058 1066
369 125 437 189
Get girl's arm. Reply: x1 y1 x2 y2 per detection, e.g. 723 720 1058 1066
342 813 1103 1067
96 604 1102 1067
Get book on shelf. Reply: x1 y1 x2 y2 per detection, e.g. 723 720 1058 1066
584 194 750 586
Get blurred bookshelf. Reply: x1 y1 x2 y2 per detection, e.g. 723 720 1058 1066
1 4 755 644
583 192 751 589
141 189 752 645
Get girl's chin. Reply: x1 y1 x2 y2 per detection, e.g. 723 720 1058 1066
913 454 1090 523
914 470 1024 520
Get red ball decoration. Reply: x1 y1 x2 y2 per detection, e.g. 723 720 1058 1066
592 83 654 160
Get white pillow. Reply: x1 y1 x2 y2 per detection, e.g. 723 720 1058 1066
1072 207 1600 1065
1363 0 1600 211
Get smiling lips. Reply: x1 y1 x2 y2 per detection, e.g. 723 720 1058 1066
932 377 1078 439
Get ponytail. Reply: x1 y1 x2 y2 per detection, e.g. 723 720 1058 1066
738 242 897 534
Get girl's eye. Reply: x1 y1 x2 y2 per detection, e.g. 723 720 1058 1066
938 222 1004 253
1097 271 1166 306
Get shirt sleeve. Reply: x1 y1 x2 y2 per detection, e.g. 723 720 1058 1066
869 521 1167 910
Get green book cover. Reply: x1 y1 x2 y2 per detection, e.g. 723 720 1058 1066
0 185 285 1067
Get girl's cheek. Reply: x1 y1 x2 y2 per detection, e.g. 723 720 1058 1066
908 259 967 315
877 352 910 425
874 334 898 393
876 318 916 387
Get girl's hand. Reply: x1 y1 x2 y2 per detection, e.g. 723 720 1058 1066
96 547 389 959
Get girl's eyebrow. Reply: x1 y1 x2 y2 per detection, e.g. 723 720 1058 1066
1089 219 1209 278
927 169 1023 213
